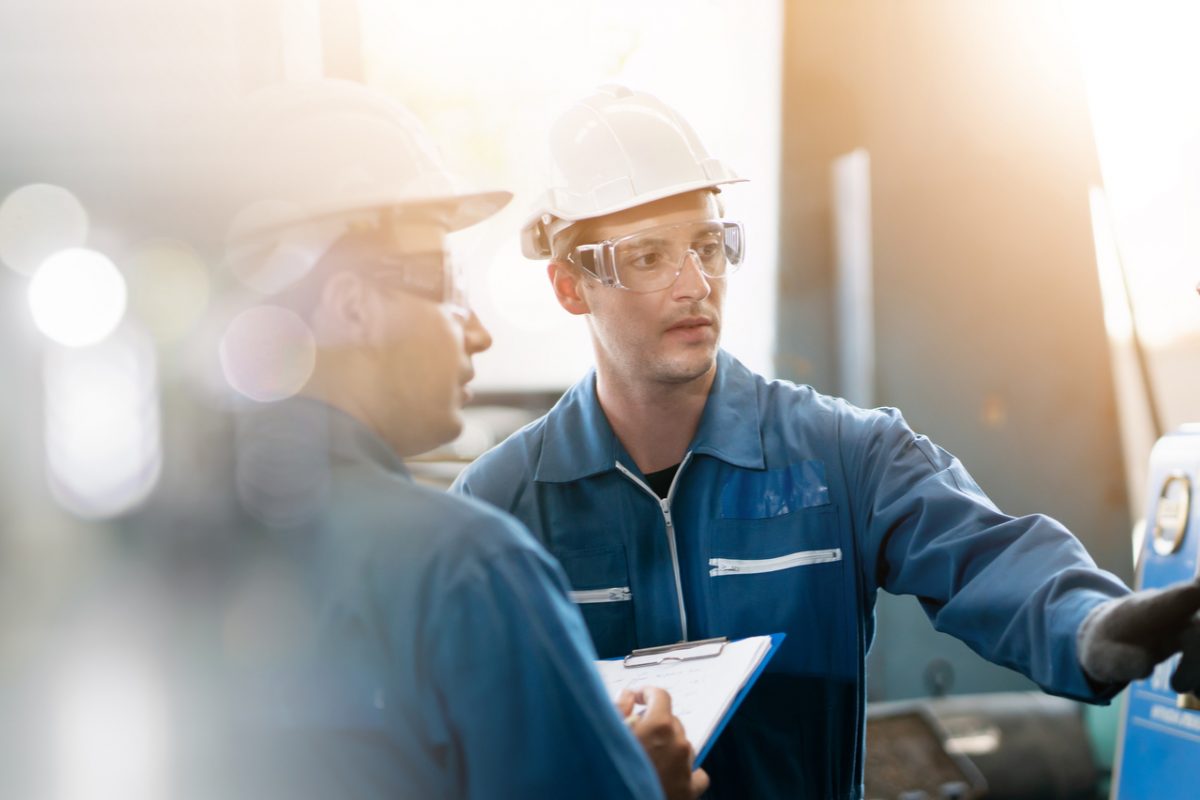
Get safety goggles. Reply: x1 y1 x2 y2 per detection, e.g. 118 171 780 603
370 251 470 320
311 211 471 319
569 220 745 293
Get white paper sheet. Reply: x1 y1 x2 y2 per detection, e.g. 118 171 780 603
594 635 773 755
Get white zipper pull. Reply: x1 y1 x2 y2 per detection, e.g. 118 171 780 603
660 499 673 528
570 586 633 604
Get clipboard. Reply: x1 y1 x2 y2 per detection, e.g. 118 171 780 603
596 633 786 766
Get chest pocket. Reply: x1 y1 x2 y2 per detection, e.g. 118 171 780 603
556 544 637 659
709 462 856 678
719 459 830 519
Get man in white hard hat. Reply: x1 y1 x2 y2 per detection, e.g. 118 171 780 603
213 79 704 800
451 85 1200 798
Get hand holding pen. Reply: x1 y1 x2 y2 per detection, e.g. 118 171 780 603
615 686 710 800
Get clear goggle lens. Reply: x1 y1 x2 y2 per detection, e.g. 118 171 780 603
572 220 745 293
372 251 470 319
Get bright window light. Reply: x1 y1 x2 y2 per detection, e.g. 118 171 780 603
1071 1 1200 429
28 248 127 347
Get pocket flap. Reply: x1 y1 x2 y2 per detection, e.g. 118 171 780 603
720 460 831 519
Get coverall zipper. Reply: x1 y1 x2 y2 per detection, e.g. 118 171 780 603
615 452 693 641
709 547 843 576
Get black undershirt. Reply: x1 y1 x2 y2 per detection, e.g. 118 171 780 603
643 463 680 500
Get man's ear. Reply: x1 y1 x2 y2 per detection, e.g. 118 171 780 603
311 271 375 346
548 260 590 316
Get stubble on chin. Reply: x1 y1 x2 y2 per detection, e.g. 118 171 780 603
650 346 718 385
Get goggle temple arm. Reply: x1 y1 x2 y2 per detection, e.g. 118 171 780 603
444 256 469 311
722 221 745 265
574 243 619 287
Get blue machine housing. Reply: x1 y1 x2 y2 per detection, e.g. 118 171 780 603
1113 428 1200 799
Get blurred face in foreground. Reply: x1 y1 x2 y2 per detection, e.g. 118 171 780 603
309 216 491 456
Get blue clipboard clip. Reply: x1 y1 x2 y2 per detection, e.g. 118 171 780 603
623 636 728 668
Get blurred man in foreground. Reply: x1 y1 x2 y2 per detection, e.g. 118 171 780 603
212 79 704 800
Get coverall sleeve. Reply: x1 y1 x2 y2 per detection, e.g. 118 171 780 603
421 515 665 800
846 407 1130 701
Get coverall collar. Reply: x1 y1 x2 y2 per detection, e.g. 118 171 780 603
534 349 764 483
247 395 412 479
322 399 412 478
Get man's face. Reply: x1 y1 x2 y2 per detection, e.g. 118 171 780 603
563 190 726 387
354 221 491 456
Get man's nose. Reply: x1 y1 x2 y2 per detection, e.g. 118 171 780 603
463 308 492 355
670 250 712 301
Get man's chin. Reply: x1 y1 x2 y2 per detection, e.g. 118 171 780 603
392 413 462 459
436 413 465 450
656 349 718 385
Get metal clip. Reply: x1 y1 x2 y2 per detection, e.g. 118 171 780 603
623 636 728 668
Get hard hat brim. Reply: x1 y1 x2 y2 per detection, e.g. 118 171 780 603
431 188 514 231
519 177 745 259
230 188 513 246
536 177 745 225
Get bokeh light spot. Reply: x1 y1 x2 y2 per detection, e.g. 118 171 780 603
126 239 211 344
0 183 89 275
28 248 128 347
219 305 316 402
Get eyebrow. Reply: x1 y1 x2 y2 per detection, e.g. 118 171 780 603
627 237 671 248
626 231 720 247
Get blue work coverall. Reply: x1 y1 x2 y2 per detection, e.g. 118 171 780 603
227 398 662 800
451 350 1130 799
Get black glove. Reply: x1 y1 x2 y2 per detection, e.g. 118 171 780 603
1077 578 1200 693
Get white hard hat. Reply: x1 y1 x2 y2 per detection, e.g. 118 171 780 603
225 79 511 292
520 85 745 259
